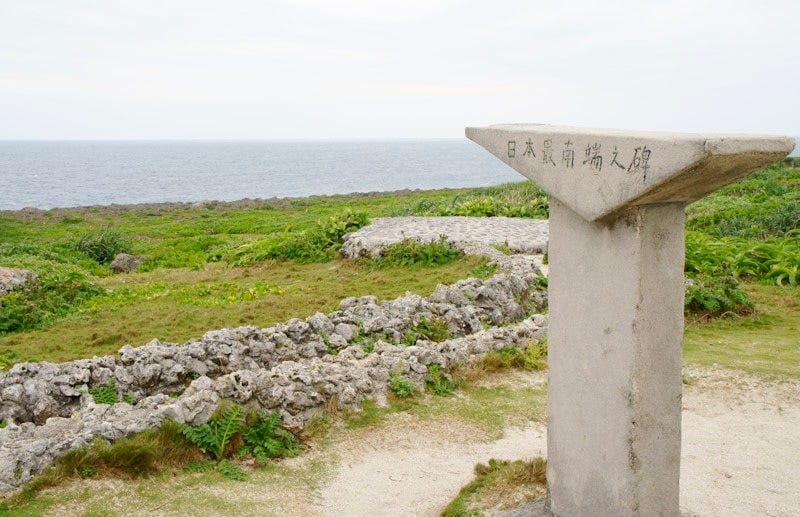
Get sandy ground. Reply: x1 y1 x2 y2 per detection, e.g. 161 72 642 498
309 367 800 517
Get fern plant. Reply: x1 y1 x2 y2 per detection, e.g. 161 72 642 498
181 404 244 461
239 410 300 462
89 381 118 405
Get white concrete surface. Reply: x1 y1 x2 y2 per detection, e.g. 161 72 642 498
466 123 795 516
466 124 794 222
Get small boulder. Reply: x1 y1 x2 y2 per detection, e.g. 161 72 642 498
0 267 37 297
109 253 144 274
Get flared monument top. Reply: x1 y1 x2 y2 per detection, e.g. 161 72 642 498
466 124 795 222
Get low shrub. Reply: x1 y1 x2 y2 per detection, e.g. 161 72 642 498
1 421 203 508
370 237 462 268
481 342 548 372
409 316 450 343
686 165 800 239
0 350 15 371
685 275 755 319
181 404 244 462
469 261 498 279
425 364 455 396
388 372 416 398
413 194 549 219
685 231 800 287
88 380 118 405
73 230 130 264
180 403 301 480
226 209 369 265
0 265 105 334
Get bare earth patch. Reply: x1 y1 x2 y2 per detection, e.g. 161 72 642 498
312 367 799 516
315 418 547 517
680 366 800 516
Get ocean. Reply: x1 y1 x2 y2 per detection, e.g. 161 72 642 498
0 140 521 211
1 137 797 211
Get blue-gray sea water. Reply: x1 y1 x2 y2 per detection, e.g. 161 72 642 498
1 138 797 211
0 140 523 211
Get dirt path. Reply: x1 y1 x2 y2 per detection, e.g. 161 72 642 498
315 419 546 516
310 368 800 517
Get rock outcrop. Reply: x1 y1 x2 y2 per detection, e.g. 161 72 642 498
0 267 37 297
109 253 144 274
0 219 550 493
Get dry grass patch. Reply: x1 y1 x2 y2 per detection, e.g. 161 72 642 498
441 457 547 516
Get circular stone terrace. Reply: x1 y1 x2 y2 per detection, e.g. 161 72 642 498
340 215 549 256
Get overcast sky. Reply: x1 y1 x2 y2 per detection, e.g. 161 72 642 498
1 0 798 139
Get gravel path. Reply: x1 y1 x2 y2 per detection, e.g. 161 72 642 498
341 216 549 258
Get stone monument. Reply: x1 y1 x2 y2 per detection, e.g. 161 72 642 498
465 124 795 516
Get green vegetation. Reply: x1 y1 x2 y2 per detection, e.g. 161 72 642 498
72 230 130 264
686 165 800 240
469 262 498 279
88 380 119 405
411 181 549 218
2 164 799 513
370 237 462 267
4 376 547 515
684 275 754 319
239 409 301 462
0 402 304 512
410 316 451 343
178 404 301 480
0 182 529 363
388 371 417 399
441 458 547 517
0 260 104 334
684 283 800 379
426 364 456 396
0 350 16 371
682 164 800 316
225 209 369 265
478 342 548 373
0 420 204 510
0 258 485 363
180 405 244 462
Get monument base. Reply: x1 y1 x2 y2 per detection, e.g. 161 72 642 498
546 198 685 516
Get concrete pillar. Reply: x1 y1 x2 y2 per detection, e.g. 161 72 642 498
465 124 794 516
546 199 684 516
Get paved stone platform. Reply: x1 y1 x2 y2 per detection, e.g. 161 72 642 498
340 216 549 258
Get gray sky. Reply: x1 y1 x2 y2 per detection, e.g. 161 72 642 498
1 0 798 139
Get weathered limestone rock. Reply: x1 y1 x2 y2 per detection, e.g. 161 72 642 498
0 267 37 297
0 241 548 491
109 253 144 274
467 123 795 516
341 216 549 256
0 316 547 491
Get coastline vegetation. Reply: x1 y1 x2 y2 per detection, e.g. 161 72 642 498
0 164 798 371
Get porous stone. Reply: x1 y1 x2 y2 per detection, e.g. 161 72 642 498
341 216 549 257
0 235 549 491
108 253 144 274
0 267 37 297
